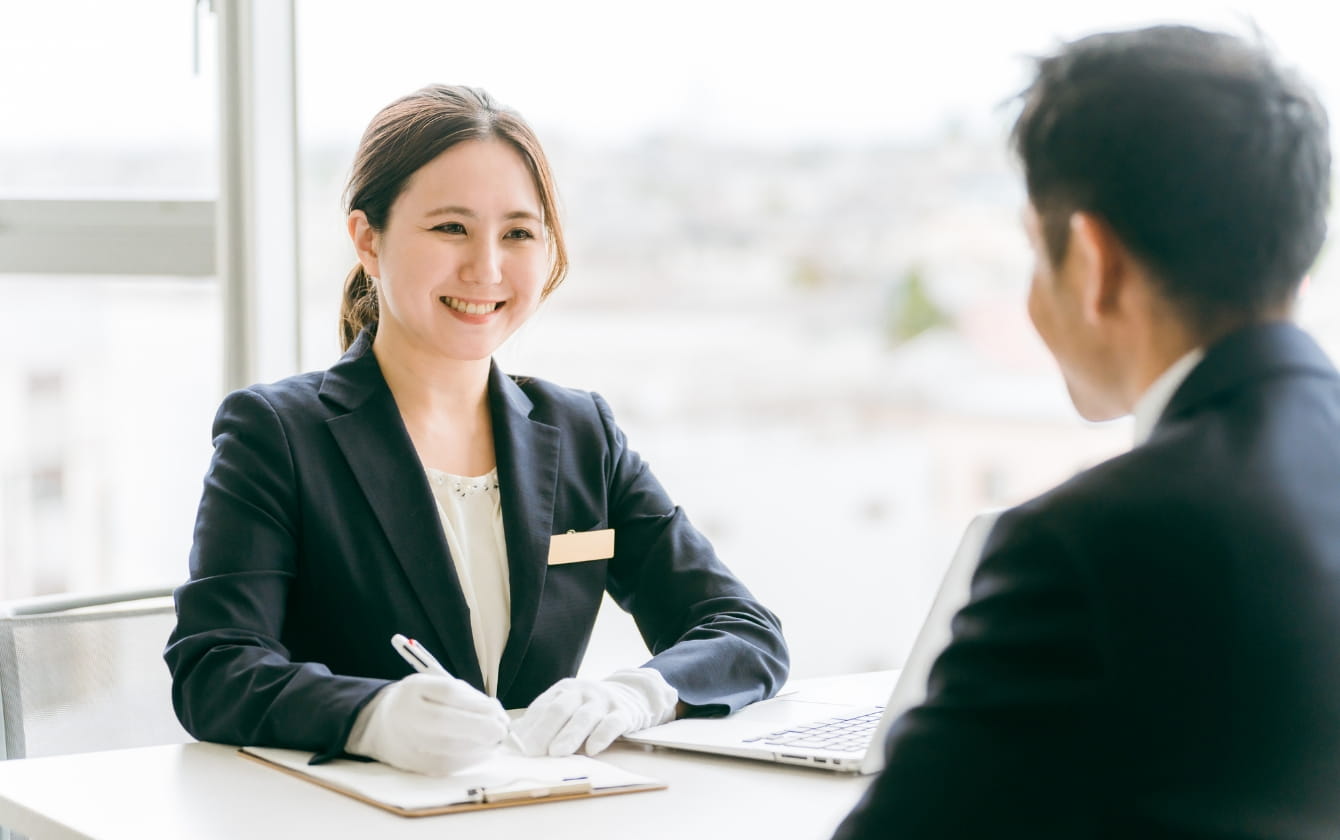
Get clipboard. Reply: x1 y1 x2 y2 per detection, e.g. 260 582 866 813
239 746 665 817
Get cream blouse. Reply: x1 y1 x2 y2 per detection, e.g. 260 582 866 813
424 467 511 697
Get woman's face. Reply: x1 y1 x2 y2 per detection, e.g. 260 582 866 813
352 138 549 364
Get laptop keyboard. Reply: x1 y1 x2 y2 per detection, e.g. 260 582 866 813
742 707 884 753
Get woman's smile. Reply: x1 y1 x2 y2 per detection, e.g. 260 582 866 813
439 295 504 317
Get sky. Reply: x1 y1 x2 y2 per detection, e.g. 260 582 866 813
297 0 1340 147
2 0 1338 153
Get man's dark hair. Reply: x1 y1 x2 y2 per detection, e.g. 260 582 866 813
1012 25 1331 334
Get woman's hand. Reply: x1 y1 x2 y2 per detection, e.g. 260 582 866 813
345 673 510 775
511 669 678 757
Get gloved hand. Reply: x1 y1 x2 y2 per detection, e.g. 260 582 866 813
345 673 510 776
511 668 678 757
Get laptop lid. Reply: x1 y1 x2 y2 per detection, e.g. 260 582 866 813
622 510 1000 773
858 508 999 774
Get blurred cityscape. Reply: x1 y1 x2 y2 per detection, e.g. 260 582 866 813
6 123 1339 677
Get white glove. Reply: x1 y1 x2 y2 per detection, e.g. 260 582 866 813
511 668 678 757
345 673 510 776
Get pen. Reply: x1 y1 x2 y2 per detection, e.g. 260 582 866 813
468 776 592 803
390 633 450 676
390 633 525 752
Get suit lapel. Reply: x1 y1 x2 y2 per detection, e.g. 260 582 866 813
319 332 484 689
488 364 561 699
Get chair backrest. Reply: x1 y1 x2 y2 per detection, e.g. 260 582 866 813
0 586 191 760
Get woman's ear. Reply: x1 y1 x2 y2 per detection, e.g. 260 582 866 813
347 210 380 278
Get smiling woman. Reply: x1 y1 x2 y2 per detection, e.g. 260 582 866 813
336 86 568 354
164 83 789 776
351 140 552 380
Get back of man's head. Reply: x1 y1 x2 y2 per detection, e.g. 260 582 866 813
1012 25 1331 336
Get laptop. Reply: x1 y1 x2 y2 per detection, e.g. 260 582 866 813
622 510 1000 774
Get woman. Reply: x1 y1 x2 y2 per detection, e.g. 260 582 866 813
165 84 788 775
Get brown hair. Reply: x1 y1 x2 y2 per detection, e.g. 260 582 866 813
339 84 569 351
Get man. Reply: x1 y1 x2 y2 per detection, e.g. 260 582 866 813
834 25 1340 839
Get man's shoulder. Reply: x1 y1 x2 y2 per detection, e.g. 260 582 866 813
993 430 1219 556
1016 440 1166 514
993 382 1320 569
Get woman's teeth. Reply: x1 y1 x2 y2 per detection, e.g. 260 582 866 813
441 297 500 315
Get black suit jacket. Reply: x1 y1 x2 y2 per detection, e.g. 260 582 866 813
165 330 788 755
835 322 1340 839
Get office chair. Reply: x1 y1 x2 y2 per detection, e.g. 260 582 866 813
0 585 191 762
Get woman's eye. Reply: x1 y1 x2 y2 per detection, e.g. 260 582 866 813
432 222 466 234
505 228 535 240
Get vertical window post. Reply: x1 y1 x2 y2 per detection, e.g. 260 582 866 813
216 0 301 391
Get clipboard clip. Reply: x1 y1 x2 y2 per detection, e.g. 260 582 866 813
468 776 593 804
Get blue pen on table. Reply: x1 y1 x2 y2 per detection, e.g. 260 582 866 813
389 633 524 752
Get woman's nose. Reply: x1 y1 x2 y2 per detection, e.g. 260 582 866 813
461 240 502 285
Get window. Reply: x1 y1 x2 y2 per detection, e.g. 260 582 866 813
0 0 220 598
7 1 1336 682
292 1 1340 676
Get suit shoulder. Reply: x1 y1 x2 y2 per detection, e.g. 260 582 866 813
509 374 607 424
222 370 329 419
996 425 1240 567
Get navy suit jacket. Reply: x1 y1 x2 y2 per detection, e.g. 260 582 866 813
835 322 1340 839
165 330 788 755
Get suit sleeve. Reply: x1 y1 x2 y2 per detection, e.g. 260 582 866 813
832 510 1100 839
593 393 789 714
163 389 387 753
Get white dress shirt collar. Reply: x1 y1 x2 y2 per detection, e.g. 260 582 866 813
1132 347 1205 446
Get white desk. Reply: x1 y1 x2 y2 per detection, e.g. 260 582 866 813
0 672 891 840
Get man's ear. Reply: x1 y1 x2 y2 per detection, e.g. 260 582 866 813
1068 212 1126 325
347 210 381 278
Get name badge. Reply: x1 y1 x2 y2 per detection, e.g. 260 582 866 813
547 529 615 565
